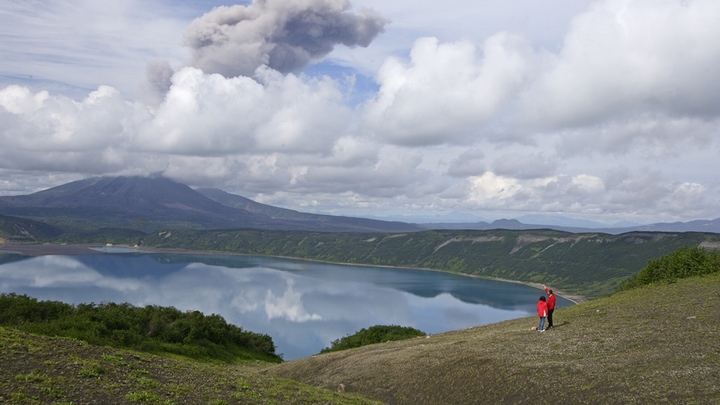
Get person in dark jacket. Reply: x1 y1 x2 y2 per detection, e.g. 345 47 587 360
543 284 556 329
536 296 547 332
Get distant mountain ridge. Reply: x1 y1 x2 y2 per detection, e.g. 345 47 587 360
0 176 420 233
420 217 720 234
197 188 341 221
0 176 717 234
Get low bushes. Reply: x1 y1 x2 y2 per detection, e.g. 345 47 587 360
0 293 280 363
619 246 720 290
320 325 425 354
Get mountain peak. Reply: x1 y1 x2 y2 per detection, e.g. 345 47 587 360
18 176 208 210
0 176 419 233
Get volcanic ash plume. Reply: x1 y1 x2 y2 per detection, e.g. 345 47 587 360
183 0 389 77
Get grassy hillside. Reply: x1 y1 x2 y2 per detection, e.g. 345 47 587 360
0 215 64 243
0 214 145 245
139 228 720 298
264 273 720 405
0 327 381 405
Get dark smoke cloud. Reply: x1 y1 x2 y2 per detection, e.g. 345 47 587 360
183 0 389 77
144 60 175 106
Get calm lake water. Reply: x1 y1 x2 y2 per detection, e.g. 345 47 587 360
0 249 573 360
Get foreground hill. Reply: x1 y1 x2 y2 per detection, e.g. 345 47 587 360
0 176 420 233
0 327 380 405
264 273 720 405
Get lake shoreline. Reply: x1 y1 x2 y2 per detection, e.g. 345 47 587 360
0 242 587 304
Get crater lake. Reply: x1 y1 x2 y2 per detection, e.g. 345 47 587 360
0 249 573 360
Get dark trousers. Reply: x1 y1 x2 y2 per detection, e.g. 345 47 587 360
547 308 554 327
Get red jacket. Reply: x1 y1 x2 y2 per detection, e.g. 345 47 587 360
545 287 556 310
537 300 547 317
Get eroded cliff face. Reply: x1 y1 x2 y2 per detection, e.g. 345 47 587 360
700 241 720 250
433 231 671 257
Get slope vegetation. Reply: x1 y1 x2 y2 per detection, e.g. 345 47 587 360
0 327 381 405
141 228 720 298
264 273 720 405
0 214 64 243
0 294 280 364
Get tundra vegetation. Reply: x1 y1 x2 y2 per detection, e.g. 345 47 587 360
0 325 382 405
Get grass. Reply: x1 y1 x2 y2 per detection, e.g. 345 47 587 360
264 273 720 405
2 273 719 404
0 327 382 405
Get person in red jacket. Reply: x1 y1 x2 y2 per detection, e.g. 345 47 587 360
543 284 556 329
536 296 547 332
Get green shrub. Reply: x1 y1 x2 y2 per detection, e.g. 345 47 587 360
320 325 425 354
0 293 280 363
620 246 720 290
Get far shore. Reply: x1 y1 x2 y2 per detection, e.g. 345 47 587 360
1 242 587 304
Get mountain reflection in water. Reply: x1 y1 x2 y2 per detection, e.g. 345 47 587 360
0 252 573 360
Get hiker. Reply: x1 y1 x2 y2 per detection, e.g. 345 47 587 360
537 296 547 332
543 284 556 329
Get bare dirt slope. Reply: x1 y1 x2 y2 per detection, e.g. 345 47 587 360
264 274 720 405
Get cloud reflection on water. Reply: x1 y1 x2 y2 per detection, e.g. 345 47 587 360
0 253 571 360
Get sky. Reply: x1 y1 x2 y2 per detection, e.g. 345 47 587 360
1 0 719 226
